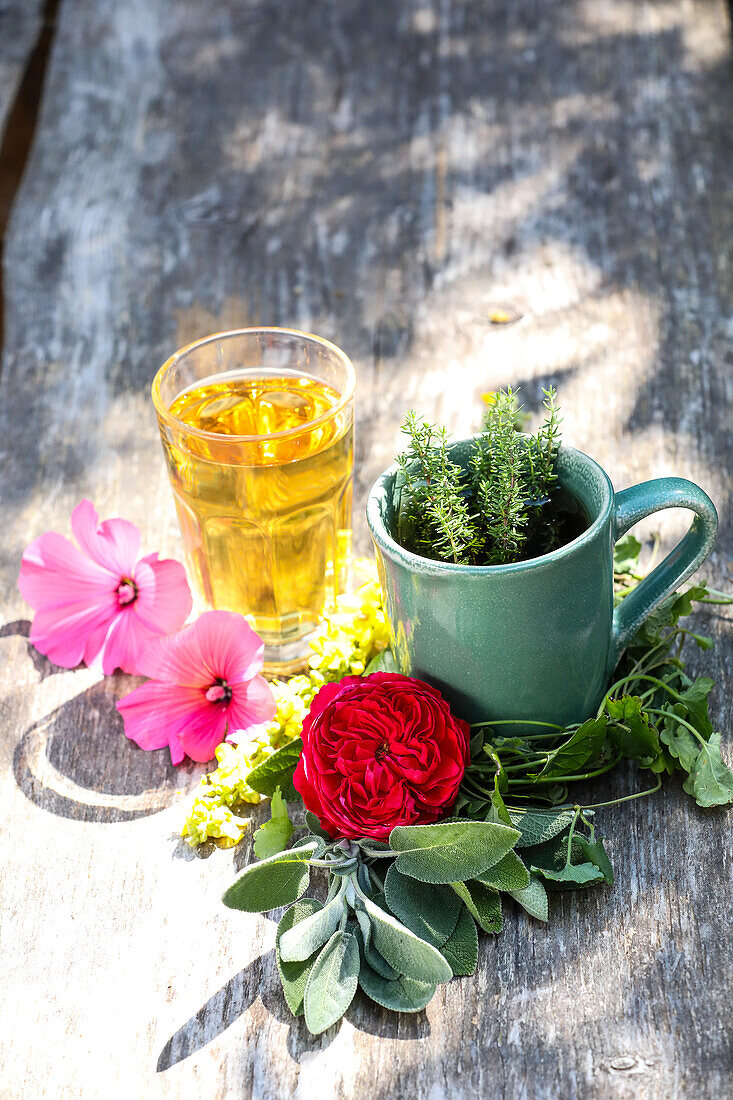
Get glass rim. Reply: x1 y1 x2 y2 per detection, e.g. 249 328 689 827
151 326 356 444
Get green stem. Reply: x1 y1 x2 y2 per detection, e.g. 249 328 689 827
644 707 708 747
471 719 566 731
563 777 663 810
507 753 623 786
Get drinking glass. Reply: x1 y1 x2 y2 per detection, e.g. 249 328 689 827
152 328 355 673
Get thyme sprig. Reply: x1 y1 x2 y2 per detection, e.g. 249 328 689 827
397 387 563 566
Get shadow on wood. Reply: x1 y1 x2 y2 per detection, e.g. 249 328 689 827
13 677 204 822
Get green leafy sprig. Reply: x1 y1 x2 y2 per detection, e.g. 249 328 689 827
457 535 733 817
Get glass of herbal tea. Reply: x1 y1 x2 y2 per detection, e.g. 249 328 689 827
152 328 355 673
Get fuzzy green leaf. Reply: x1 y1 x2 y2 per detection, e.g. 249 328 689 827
537 717 607 778
358 963 436 1012
449 880 503 934
439 906 479 976
660 706 700 773
682 732 733 808
303 930 360 1035
507 808 575 848
389 821 520 884
304 811 333 841
253 788 294 859
246 738 303 799
353 916 399 980
279 892 346 963
474 850 530 892
361 896 453 984
275 899 323 1016
222 840 317 912
508 873 549 921
383 865 462 947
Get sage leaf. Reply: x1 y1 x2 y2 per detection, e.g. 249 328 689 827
361 896 453 984
353 915 399 980
246 738 303 800
660 706 700 773
389 821 520 884
474 850 530 892
682 732 733 808
253 788 293 859
305 811 333 841
449 881 502 934
507 808 575 848
439 906 478 976
537 717 607 778
275 898 323 1016
358 962 436 1012
363 648 398 674
508 873 548 922
279 891 346 963
384 865 462 947
222 840 317 912
303 930 360 1035
533 861 606 888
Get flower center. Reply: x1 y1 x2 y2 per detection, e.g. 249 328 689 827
205 679 232 706
375 740 390 761
116 579 138 607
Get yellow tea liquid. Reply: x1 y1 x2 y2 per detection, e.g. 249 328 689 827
164 372 353 666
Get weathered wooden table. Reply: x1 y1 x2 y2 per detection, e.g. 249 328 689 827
1 1 731 1096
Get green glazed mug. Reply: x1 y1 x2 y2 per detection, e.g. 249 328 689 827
366 439 718 725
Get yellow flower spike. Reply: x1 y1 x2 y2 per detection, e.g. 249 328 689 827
181 558 391 846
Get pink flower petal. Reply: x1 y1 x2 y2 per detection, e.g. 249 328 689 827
117 680 211 758
133 554 192 635
29 597 117 669
178 705 232 763
192 611 265 685
19 532 113 608
136 610 263 687
71 499 141 577
228 676 276 730
101 608 151 675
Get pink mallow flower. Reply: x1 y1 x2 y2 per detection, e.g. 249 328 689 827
18 500 192 675
117 610 276 764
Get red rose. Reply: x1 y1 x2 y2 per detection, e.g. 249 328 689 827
293 672 470 841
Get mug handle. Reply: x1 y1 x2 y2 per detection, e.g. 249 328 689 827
610 477 718 670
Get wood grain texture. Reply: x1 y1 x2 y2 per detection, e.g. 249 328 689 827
0 0 731 1097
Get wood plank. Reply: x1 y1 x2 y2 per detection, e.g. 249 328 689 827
0 0 731 1097
0 2 43 133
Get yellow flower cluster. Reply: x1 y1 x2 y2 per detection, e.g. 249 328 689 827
180 564 389 847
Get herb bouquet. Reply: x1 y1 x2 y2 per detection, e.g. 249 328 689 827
219 534 732 1035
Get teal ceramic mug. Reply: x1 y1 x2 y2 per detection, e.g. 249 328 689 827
366 439 718 725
